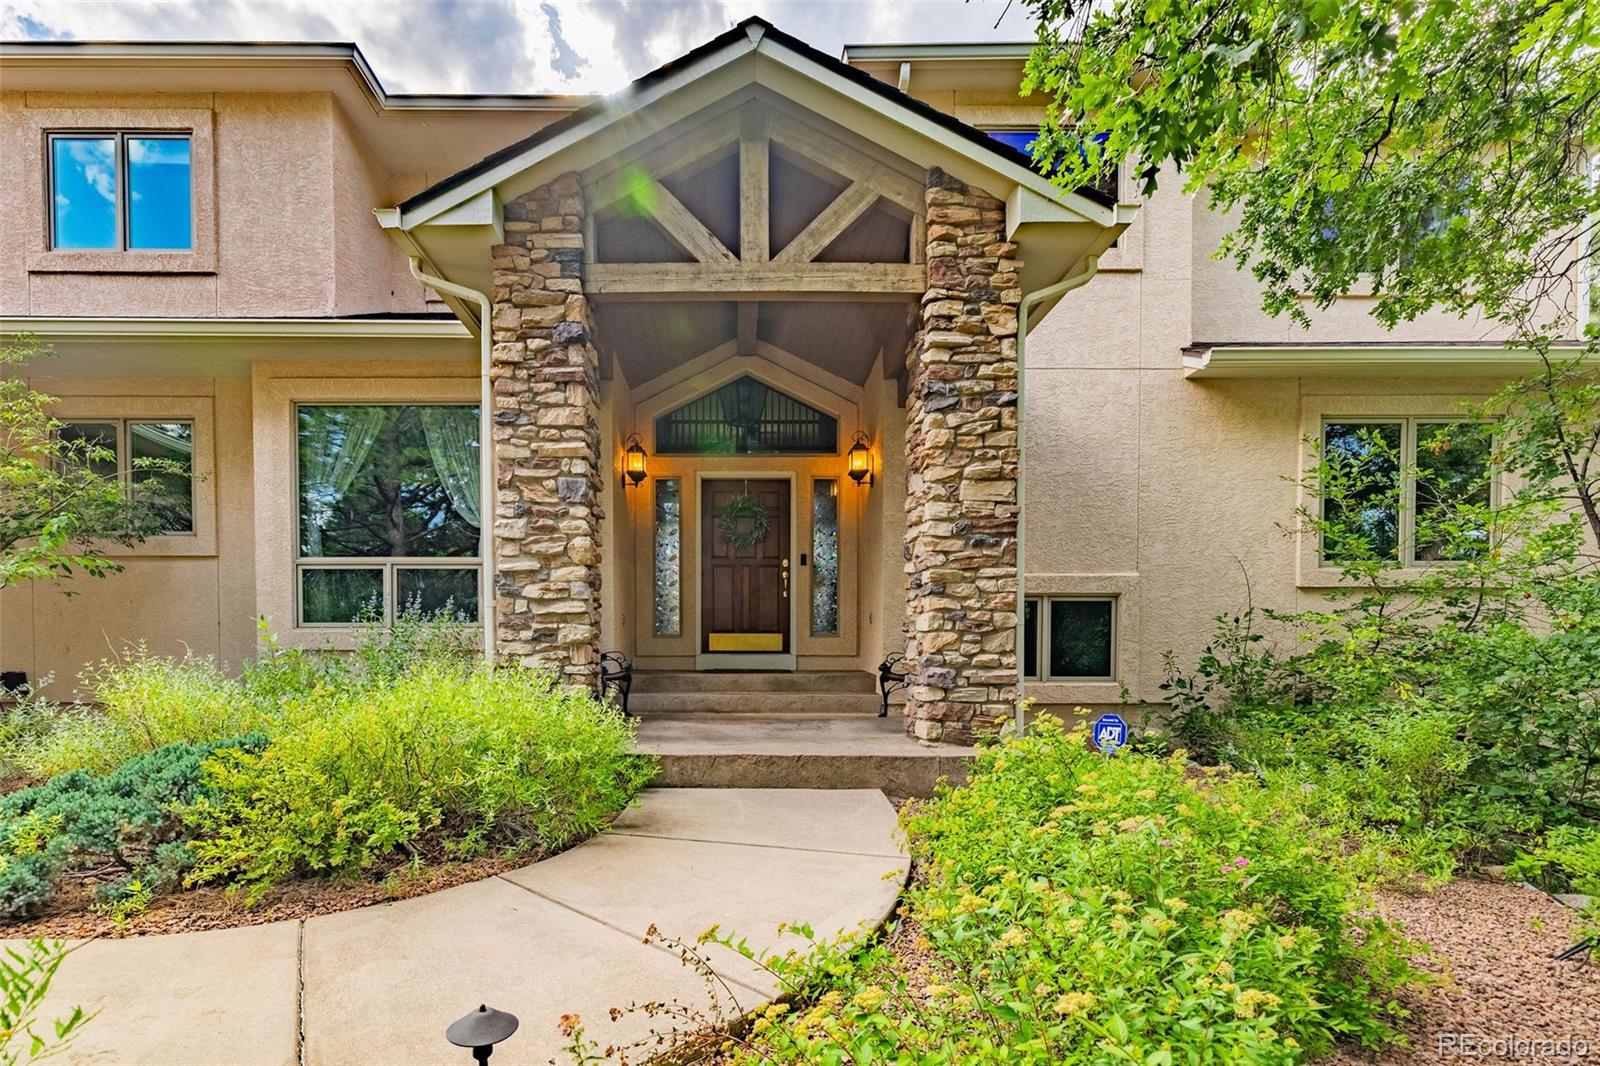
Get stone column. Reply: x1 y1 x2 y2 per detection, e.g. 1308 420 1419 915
489 174 604 689
901 168 1022 743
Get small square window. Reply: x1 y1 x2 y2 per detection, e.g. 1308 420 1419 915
1023 596 1116 681
48 132 192 252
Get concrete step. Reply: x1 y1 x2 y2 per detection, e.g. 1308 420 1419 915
628 690 883 716
630 670 877 694
633 713 974 798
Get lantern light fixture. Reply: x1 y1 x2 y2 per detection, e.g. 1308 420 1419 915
624 433 648 487
847 432 874 487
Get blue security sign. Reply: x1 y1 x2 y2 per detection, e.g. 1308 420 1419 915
1092 713 1128 753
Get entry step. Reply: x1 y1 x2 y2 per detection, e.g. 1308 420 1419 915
629 690 882 716
630 670 877 694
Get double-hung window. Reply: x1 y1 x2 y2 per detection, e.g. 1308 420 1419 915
57 419 195 534
296 404 481 625
1319 418 1493 565
1022 597 1116 681
48 132 192 251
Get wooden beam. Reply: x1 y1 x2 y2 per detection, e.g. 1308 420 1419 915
642 180 736 264
586 109 743 213
587 262 926 301
774 180 879 263
737 301 759 354
739 111 769 263
766 112 925 215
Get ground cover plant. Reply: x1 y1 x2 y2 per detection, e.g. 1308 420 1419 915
0 614 654 923
633 717 1422 1065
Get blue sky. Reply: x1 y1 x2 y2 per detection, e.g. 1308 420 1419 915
2 1 1040 95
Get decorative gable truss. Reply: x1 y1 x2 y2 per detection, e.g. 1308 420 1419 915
581 100 927 303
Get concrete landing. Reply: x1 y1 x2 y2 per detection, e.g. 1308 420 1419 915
637 714 974 796
12 789 909 1066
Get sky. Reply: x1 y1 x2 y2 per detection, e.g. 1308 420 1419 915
1 0 1040 96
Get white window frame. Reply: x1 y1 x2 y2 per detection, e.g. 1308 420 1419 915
57 417 197 536
46 131 194 253
1023 595 1118 682
1318 416 1496 567
292 402 482 629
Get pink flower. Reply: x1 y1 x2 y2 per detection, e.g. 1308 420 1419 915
1224 856 1250 872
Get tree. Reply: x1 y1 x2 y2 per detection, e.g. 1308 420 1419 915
0 334 173 588
1021 0 1600 541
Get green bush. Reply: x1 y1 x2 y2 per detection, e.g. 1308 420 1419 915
18 651 261 779
184 663 654 897
0 737 264 918
1510 824 1600 937
728 717 1420 1064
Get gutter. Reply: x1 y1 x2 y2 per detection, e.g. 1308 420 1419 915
1014 254 1100 733
404 256 497 669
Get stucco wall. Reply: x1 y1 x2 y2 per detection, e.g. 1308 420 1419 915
0 374 256 697
0 91 415 318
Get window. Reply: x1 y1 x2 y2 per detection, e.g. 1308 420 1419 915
296 404 480 625
1320 418 1492 565
1022 597 1116 681
653 479 682 637
811 479 839 636
49 132 192 251
655 377 837 455
984 128 1117 201
57 419 195 534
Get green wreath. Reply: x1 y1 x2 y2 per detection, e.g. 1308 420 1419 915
715 493 771 551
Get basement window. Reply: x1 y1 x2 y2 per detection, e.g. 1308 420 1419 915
1023 597 1116 681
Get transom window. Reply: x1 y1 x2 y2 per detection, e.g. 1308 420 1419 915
57 419 195 534
1320 418 1493 565
1022 597 1116 681
655 377 837 455
295 404 481 625
48 132 192 251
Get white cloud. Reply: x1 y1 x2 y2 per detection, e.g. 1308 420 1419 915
2 0 1038 95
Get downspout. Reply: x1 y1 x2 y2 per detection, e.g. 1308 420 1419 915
1014 254 1100 733
407 256 497 668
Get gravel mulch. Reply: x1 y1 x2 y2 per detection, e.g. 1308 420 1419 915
1327 879 1600 1063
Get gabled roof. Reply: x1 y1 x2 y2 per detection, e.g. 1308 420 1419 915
396 16 1113 226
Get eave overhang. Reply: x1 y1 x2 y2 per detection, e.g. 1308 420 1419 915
1183 343 1584 378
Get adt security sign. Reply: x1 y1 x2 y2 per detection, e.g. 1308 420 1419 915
1092 713 1128 753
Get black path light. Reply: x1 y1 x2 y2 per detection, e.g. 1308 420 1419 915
446 1003 519 1064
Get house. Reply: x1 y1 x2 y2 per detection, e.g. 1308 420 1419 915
0 19 1570 746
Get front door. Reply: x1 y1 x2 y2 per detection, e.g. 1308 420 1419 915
701 479 790 653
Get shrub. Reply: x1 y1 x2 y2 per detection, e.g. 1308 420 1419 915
1510 824 1600 938
728 716 1420 1064
19 651 260 779
184 663 654 897
0 737 264 918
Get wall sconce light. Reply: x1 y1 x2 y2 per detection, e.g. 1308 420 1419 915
624 434 648 487
847 432 874 487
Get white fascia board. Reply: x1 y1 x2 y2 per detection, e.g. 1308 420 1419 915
397 38 758 229
755 39 1117 229
841 43 1035 63
1183 344 1580 378
1 317 472 340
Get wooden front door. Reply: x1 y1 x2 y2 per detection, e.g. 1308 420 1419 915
701 479 790 653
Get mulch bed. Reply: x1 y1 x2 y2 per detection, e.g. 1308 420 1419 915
1326 879 1600 1063
3 850 543 940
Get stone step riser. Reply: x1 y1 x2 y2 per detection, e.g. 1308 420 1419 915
649 754 970 798
628 692 883 715
630 671 877 695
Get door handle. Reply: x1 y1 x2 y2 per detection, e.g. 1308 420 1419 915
782 557 790 599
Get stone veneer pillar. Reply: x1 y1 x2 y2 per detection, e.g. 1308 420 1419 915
489 174 604 688
901 168 1022 743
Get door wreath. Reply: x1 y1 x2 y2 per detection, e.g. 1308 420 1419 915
715 493 771 551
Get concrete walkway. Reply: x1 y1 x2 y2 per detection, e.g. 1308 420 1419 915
16 789 908 1066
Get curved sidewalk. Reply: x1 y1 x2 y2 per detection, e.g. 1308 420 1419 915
17 789 909 1065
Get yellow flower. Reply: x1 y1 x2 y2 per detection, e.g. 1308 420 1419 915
1135 788 1157 800
999 927 1028 948
1233 989 1282 1019
1052 991 1097 1015
1163 897 1189 911
852 986 888 1011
